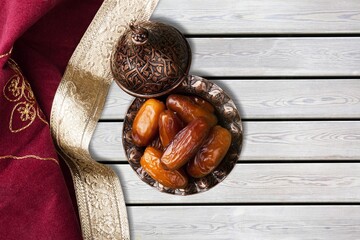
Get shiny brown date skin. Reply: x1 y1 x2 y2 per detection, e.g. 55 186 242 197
140 147 188 189
189 96 215 113
132 98 165 147
158 110 184 148
166 94 218 127
161 117 211 171
187 125 232 178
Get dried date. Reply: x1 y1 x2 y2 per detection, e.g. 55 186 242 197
166 94 217 127
187 125 232 178
132 98 165 147
140 146 188 189
158 110 184 147
189 95 215 113
161 117 211 170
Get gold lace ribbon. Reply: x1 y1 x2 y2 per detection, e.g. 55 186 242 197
50 0 159 239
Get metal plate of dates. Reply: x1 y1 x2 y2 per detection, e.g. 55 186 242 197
122 75 243 195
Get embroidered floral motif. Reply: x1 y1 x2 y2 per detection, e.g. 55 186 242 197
3 59 48 133
7 76 22 99
17 102 36 121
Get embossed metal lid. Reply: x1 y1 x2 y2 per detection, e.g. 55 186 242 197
111 21 191 98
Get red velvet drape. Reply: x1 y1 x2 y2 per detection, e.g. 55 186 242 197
0 0 103 239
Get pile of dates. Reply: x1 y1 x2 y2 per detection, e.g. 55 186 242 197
132 94 232 189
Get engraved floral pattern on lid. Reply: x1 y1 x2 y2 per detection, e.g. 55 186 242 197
111 21 191 98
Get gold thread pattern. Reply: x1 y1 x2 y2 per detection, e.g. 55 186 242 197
50 0 159 239
4 59 48 133
0 155 58 164
0 47 13 59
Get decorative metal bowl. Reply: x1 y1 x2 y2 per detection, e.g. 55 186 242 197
122 75 243 195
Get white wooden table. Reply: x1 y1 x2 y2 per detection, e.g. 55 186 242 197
90 1 360 239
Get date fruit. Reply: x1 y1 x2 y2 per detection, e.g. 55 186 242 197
140 147 188 189
161 117 211 170
132 98 165 147
189 95 215 113
166 94 218 127
187 125 232 178
158 110 184 147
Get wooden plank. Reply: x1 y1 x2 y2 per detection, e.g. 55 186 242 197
111 164 360 203
128 206 360 240
188 37 360 76
102 79 360 120
152 0 360 34
90 121 360 161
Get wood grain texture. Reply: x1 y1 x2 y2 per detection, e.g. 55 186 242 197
102 79 360 120
112 164 360 204
128 206 360 240
90 121 360 161
98 2 360 238
152 0 360 34
188 38 360 76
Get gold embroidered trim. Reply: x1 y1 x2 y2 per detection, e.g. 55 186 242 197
50 0 159 239
0 155 58 164
4 59 48 133
0 47 13 59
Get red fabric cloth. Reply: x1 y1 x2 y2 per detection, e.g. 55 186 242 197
0 0 102 239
